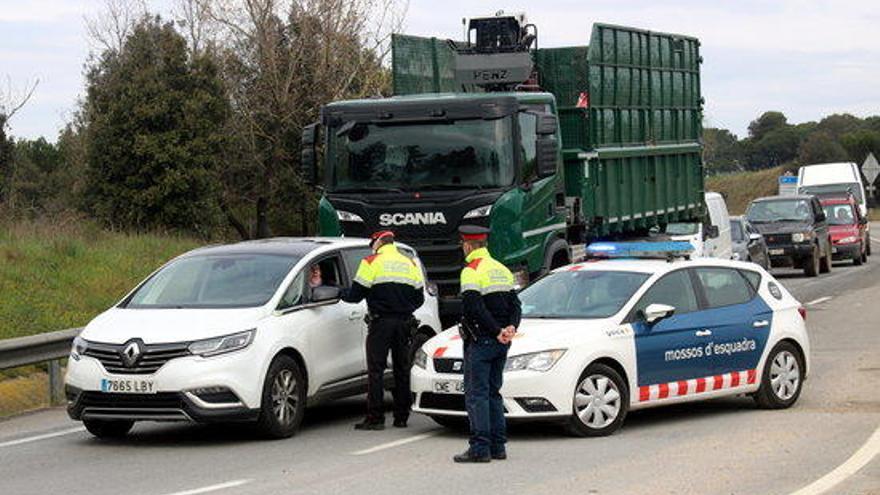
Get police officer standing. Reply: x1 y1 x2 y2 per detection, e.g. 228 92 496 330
342 230 425 430
454 225 521 463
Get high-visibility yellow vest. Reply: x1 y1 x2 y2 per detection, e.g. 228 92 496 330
353 244 424 289
460 247 514 295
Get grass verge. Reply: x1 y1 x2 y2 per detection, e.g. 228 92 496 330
706 166 784 215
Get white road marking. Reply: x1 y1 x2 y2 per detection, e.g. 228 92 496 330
351 430 441 455
790 425 880 495
0 426 85 448
160 479 252 495
870 237 880 243
805 296 833 306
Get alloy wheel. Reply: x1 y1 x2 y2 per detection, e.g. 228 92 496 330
574 374 622 429
770 350 800 401
272 369 299 426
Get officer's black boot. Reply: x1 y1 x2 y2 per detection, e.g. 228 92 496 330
393 416 408 428
453 450 490 463
354 418 385 431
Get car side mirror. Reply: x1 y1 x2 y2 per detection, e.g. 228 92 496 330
859 217 868 225
816 212 826 222
644 303 675 324
311 286 340 303
704 225 720 239
300 123 319 185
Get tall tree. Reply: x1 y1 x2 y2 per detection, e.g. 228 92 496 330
797 131 848 165
748 111 787 142
82 16 229 235
199 0 402 238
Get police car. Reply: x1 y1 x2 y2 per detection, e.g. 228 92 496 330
411 242 809 436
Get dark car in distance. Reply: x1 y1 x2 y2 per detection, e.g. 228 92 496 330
746 195 833 277
730 216 770 269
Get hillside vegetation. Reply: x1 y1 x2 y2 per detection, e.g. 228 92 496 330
706 166 784 215
0 218 198 340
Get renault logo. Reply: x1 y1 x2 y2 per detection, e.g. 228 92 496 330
120 339 143 368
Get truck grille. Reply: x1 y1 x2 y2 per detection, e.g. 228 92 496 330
433 358 464 374
83 341 191 375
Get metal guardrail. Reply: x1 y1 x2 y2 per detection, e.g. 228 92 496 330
0 328 82 406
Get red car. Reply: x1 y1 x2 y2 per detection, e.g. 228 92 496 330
820 194 869 265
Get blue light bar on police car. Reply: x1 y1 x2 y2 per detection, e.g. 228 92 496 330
586 241 695 259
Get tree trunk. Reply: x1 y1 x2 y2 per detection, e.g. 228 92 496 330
222 203 250 240
256 196 271 238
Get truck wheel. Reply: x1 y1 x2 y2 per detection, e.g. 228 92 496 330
83 419 134 439
803 246 819 277
819 243 832 273
753 341 804 409
256 355 306 439
565 363 628 437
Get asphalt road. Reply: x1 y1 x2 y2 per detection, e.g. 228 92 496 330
2 234 880 495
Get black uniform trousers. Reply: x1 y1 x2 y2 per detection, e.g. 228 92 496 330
365 316 412 422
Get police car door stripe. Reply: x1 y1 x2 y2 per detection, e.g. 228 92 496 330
638 369 757 402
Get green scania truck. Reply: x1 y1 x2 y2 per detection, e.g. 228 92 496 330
301 13 705 321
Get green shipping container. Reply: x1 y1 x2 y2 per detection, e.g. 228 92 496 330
390 22 705 237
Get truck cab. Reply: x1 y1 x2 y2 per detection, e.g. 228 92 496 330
303 92 567 318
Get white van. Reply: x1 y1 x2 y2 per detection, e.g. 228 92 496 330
797 162 868 217
664 192 733 259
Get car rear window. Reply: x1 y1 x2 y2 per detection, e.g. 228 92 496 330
695 267 754 308
739 269 762 292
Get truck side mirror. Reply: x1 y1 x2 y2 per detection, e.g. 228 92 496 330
536 114 558 135
704 224 719 239
301 123 319 185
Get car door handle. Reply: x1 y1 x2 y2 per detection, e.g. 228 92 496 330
753 320 770 328
695 329 712 337
349 310 364 320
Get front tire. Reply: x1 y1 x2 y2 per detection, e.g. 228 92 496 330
754 341 804 409
804 246 820 277
256 355 306 439
83 419 134 438
854 243 864 265
565 363 628 437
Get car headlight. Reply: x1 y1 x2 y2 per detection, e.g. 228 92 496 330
188 329 255 357
791 232 813 243
504 349 566 372
838 236 858 244
463 204 492 219
71 336 88 360
414 348 428 369
336 210 363 222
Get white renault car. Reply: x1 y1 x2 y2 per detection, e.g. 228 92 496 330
412 242 809 436
66 238 441 439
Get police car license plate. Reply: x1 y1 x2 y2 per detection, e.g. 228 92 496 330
433 379 464 394
100 377 156 394
769 248 784 255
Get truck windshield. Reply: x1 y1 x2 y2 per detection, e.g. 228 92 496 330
520 271 650 319
747 199 812 223
124 254 300 309
328 117 515 191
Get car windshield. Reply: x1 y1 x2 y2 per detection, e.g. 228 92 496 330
328 117 515 191
823 203 856 225
730 219 744 241
125 254 300 309
801 183 863 203
747 199 812 223
520 270 650 319
665 222 699 235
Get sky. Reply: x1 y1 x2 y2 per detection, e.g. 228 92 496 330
1 0 879 140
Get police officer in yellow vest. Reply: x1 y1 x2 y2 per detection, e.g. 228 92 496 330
342 230 425 430
454 225 521 463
